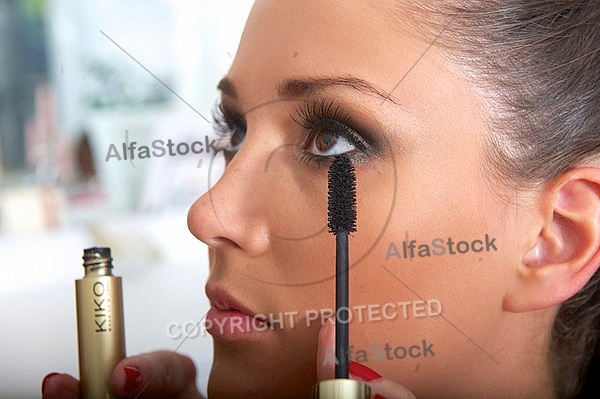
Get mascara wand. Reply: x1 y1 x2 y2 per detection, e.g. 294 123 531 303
328 154 357 378
312 154 370 399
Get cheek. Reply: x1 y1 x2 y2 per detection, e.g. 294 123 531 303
343 142 515 380
263 164 332 285
262 155 398 316
264 150 396 284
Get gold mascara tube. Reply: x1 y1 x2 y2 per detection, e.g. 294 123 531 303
76 247 126 399
313 379 371 398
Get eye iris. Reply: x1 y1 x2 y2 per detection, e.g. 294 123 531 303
230 129 243 147
315 128 338 152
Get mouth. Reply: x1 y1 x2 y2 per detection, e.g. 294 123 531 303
205 284 272 341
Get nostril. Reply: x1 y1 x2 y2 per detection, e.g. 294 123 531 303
206 236 243 250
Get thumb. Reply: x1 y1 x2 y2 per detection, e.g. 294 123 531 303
316 318 336 381
316 317 417 399
111 351 202 398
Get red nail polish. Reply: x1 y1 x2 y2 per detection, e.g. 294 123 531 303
349 361 382 382
123 366 142 392
374 394 387 399
41 373 60 395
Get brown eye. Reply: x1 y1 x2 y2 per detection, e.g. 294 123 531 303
315 129 338 152
307 124 355 157
230 129 244 147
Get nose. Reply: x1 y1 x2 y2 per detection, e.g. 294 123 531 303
187 142 272 257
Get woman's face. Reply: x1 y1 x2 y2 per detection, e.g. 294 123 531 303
188 1 527 397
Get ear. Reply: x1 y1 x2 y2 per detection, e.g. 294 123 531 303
504 167 600 313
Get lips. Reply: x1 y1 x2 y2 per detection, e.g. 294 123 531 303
205 285 258 315
205 284 271 340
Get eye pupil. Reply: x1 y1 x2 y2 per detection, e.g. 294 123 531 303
316 129 338 152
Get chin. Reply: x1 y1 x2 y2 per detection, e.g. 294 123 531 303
207 341 316 399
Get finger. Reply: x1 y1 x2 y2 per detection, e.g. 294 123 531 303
316 317 336 381
41 373 79 399
111 351 202 399
368 379 417 399
349 362 416 399
317 320 416 399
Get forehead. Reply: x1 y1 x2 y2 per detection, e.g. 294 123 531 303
228 0 426 101
224 0 487 157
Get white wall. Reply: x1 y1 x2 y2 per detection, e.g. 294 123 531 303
0 1 253 396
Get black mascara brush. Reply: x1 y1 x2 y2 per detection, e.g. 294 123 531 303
327 154 357 378
312 154 370 399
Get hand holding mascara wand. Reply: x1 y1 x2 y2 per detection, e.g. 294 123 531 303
313 154 371 399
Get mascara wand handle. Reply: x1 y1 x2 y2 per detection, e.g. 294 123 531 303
335 232 349 379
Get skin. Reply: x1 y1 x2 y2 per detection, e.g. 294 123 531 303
43 1 600 398
190 0 557 397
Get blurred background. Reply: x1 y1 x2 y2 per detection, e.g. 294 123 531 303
0 0 252 396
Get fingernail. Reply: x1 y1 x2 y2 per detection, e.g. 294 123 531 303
42 373 59 394
123 366 142 392
374 395 387 399
349 361 381 382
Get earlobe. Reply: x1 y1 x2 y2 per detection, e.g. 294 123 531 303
504 168 600 313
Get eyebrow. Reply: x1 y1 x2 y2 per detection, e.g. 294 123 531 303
217 78 238 98
217 75 399 104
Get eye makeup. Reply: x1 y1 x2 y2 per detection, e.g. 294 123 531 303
210 96 383 167
211 102 246 162
291 98 379 167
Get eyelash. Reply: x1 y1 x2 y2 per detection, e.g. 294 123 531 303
211 102 245 160
211 99 374 167
291 99 373 167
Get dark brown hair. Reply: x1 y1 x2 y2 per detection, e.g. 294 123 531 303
394 1 600 397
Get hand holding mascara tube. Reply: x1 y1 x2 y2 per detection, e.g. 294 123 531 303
41 351 203 399
316 319 418 399
42 247 204 399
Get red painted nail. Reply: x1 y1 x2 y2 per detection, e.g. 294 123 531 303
123 366 142 392
41 373 60 395
349 361 382 382
374 394 387 399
